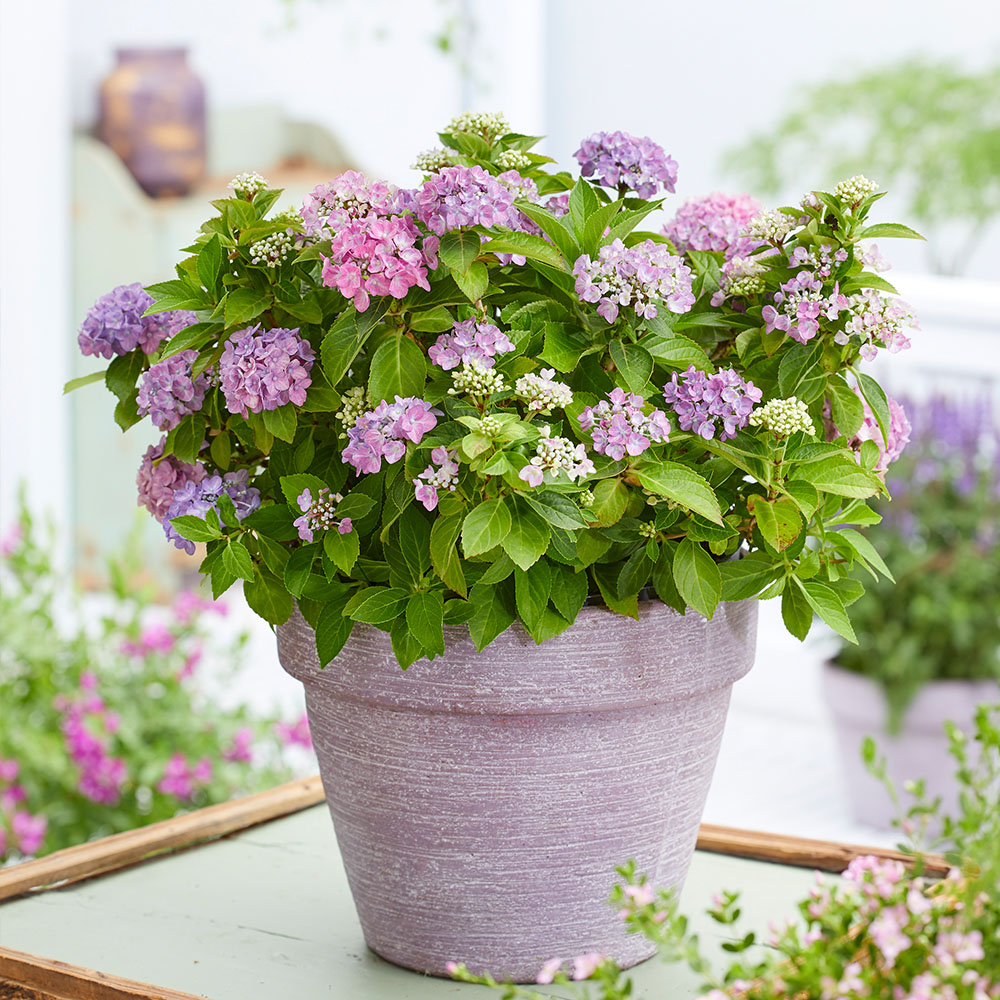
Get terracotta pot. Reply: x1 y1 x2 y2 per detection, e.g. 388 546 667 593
822 663 999 830
278 599 757 982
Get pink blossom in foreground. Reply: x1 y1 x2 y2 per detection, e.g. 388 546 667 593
276 713 312 749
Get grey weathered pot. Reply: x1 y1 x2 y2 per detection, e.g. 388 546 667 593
823 663 999 831
277 599 758 982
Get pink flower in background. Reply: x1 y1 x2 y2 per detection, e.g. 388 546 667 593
177 646 202 682
662 192 762 256
122 622 176 657
222 728 254 763
276 714 312 750
536 958 563 985
173 590 228 625
0 759 19 783
571 952 604 981
11 811 47 855
58 682 129 806
157 752 213 801
1 524 22 558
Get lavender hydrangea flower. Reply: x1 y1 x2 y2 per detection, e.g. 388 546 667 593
428 319 514 371
662 192 762 256
838 290 918 360
163 470 261 555
412 165 517 235
545 193 570 218
78 283 197 358
573 239 694 322
574 131 678 199
292 487 352 542
218 326 315 417
663 366 762 441
300 170 400 240
342 397 440 475
136 439 207 522
763 272 848 345
579 388 670 460
136 350 210 431
413 447 460 511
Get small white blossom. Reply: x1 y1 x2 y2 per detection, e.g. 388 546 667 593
249 231 294 268
519 426 595 487
412 148 454 173
336 386 370 434
834 175 879 206
748 397 815 437
228 171 268 199
478 414 505 437
447 111 509 139
449 361 508 397
742 209 798 244
495 149 532 171
514 368 573 412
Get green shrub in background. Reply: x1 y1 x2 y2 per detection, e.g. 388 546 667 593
724 59 1000 275
0 501 311 862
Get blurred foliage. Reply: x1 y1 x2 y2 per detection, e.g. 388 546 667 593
834 396 1000 732
724 59 1000 275
0 499 308 862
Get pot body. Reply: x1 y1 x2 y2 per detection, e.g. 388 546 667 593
823 663 999 830
278 600 757 982
98 48 206 197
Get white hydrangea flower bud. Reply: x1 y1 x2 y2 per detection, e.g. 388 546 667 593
748 397 815 438
742 209 798 244
449 361 508 397
228 171 268 199
834 175 879 206
249 231 294 268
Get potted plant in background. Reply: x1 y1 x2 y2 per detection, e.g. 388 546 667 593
69 111 921 980
825 394 1000 830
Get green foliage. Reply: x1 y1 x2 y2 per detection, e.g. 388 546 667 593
0 502 304 862
723 58 1000 274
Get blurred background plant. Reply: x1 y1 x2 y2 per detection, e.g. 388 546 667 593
832 396 1000 732
0 498 314 863
724 58 1000 275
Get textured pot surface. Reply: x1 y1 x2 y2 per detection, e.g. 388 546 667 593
278 600 757 982
823 664 999 830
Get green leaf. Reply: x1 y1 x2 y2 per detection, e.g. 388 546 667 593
592 563 638 618
244 568 294 625
197 234 223 292
452 260 489 302
171 414 206 465
336 492 377 521
315 597 354 667
438 230 481 275
443 598 475 625
568 176 600 243
500 499 550 571
515 202 581 263
462 498 513 557
651 544 686 614
808 456 882 499
520 490 589 530
105 350 145 404
635 461 723 524
539 322 591 373
224 287 272 328
344 586 408 624
752 496 802 552
782 479 819 519
515 561 551 633
793 577 857 644
398 506 431 581
168 514 222 543
468 580 516 651
548 563 588 623
244 503 298 541
64 370 107 394
283 545 316 597
609 341 654 393
368 333 427 404
840 274 899 295
833 527 894 581
719 552 782 602
855 372 891 449
582 198 623 255
672 538 722 619
827 375 865 439
430 514 467 597
320 308 376 385
406 592 446 657
618 548 653 597
409 306 455 333
777 341 825 401
210 431 232 470
262 404 298 444
277 297 323 324
591 478 629 527
858 222 925 241
480 232 566 270
781 583 812 640
222 539 255 581
390 617 425 669
323 528 360 575
644 333 714 372
279 473 329 510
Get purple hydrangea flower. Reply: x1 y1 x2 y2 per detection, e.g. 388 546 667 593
663 366 762 441
219 326 315 417
136 438 208 522
342 396 440 475
413 447 460 511
411 165 517 235
136 350 210 430
428 319 514 371
573 238 695 322
762 271 848 345
544 193 570 218
78 283 197 358
574 131 678 199
838 289 918 360
163 470 261 555
579 388 671 460
292 487 352 542
662 192 762 256
321 214 437 312
300 170 401 240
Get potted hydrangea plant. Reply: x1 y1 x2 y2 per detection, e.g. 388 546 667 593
824 395 1000 829
70 111 921 980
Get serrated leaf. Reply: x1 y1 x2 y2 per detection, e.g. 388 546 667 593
672 538 721 619
168 514 222 543
172 414 207 464
315 596 354 667
827 375 865 439
719 552 782 602
777 341 825 400
468 580 516 651
462 498 512 557
344 586 408 624
514 561 551 633
481 232 566 270
283 544 317 597
429 513 467 597
609 340 653 392
644 333 714 372
520 490 588 529
323 528 360 575
752 496 802 552
64 371 107 394
105 350 146 404
782 479 819 519
635 461 723 524
452 260 489 302
855 372 891 449
591 478 628 527
262 404 298 443
501 499 550 571
279 473 329 510
409 305 456 333
808 456 882 499
368 333 426 404
406 592 445 657
438 230 481 275
222 539 255 581
244 568 294 625
582 198 623 255
781 583 812 640
858 222 925 241
833 527 894 581
224 287 272 327
197 234 223 292
793 577 857 643
549 562 588 623
568 176 600 243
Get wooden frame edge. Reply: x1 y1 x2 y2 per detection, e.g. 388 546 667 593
0 774 948 904
0 774 325 901
0 946 202 1000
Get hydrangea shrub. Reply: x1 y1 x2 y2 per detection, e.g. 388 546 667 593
70 112 924 669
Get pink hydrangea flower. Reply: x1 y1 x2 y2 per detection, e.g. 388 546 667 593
136 438 208 523
219 325 315 417
428 319 514 371
413 447 459 511
571 951 604 981
536 958 563 985
301 170 401 240
343 397 440 476
579 388 670 460
662 192 762 256
411 165 517 235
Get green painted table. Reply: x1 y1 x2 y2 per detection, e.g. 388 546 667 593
0 782 899 1000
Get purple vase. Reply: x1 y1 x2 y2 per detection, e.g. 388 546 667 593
278 599 757 982
98 48 206 198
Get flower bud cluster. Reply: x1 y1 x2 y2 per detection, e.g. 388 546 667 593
249 231 294 268
515 368 573 412
496 149 532 171
447 111 509 139
478 414 505 438
449 361 508 397
741 209 798 244
293 487 351 542
412 148 455 173
834 175 879 206
228 172 268 199
518 428 595 487
711 255 767 306
748 397 815 437
336 386 371 433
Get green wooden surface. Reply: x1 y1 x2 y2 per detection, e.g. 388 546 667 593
0 806 821 999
